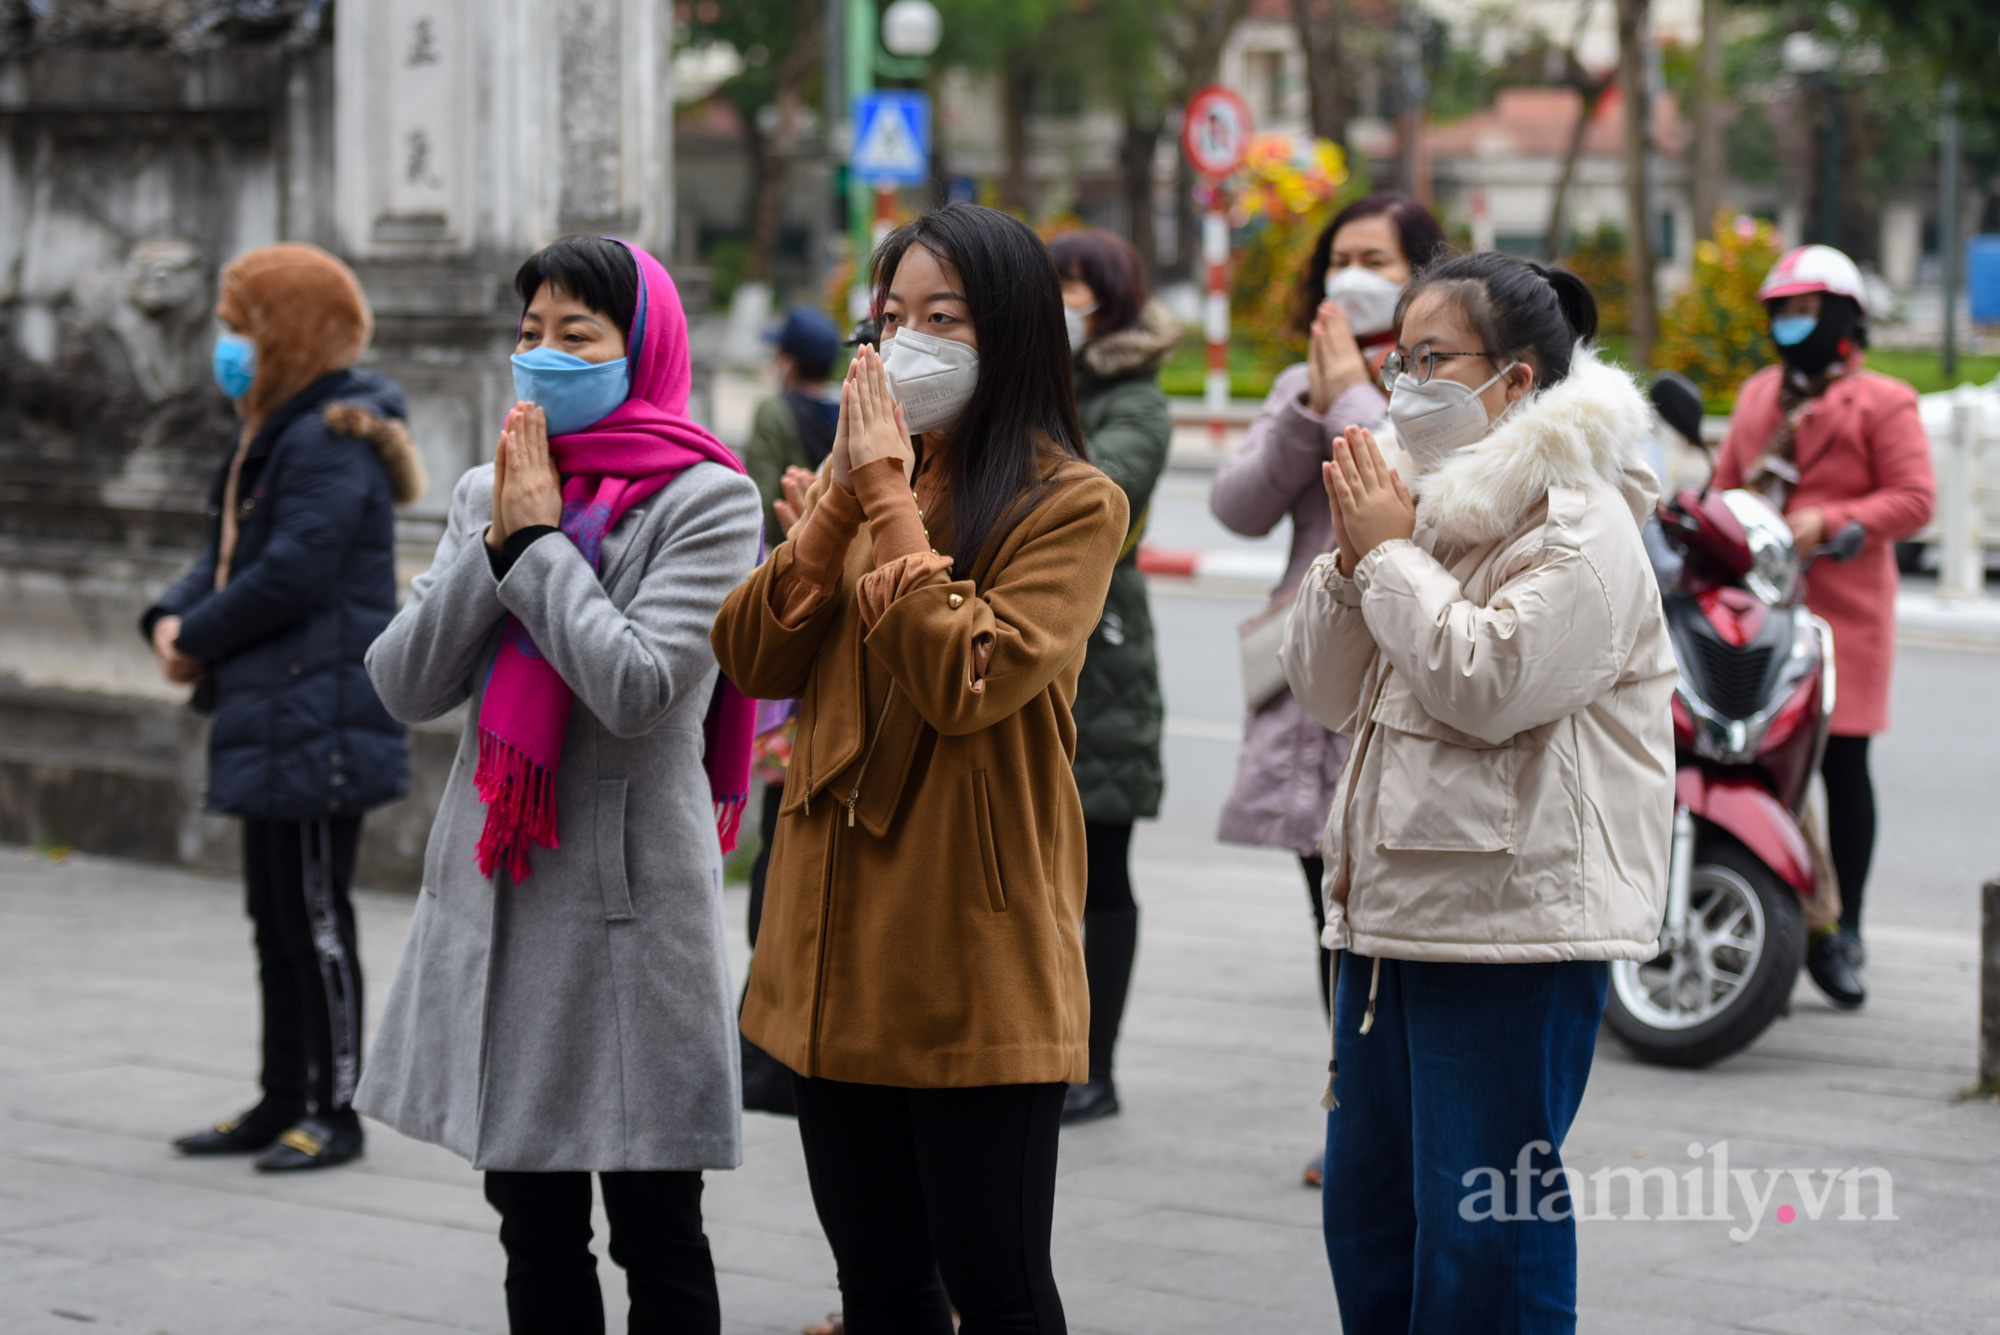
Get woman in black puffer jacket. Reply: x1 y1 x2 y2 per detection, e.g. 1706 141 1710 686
141 244 424 1173
1049 229 1180 1124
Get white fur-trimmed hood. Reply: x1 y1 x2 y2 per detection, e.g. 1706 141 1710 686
1405 343 1658 547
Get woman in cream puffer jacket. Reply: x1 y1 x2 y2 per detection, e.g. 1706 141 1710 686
1281 252 1675 1335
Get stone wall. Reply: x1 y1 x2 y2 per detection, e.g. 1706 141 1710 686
0 1 684 891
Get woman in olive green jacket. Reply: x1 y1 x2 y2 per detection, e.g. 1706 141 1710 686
1051 229 1180 1123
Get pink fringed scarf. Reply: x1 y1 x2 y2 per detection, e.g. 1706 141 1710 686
474 241 757 882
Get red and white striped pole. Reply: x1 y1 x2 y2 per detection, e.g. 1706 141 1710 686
1203 201 1229 450
1180 84 1251 453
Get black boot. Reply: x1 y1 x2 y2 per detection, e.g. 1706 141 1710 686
1806 928 1865 1010
1064 909 1137 1126
254 1109 365 1172
173 1097 304 1155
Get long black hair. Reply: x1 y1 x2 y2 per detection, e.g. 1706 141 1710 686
1290 193 1449 338
1395 250 1599 387
871 202 1088 582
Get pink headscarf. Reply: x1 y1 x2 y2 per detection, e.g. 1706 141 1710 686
473 240 756 882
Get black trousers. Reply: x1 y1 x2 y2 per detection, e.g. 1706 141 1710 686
793 1075 1067 1335
1301 854 1330 1017
243 816 363 1115
1081 821 1139 1081
483 1170 719 1335
1821 734 1876 934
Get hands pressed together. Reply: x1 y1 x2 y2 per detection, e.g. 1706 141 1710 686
1304 300 1372 417
486 402 564 551
1322 424 1415 578
772 465 818 538
829 343 912 493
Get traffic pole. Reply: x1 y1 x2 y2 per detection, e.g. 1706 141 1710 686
874 184 898 250
1203 200 1229 450
847 0 877 320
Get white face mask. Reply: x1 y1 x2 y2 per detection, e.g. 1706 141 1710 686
880 325 980 435
1386 359 1520 472
1063 303 1097 352
1323 265 1404 339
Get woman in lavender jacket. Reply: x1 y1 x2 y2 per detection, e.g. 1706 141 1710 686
1210 195 1444 1183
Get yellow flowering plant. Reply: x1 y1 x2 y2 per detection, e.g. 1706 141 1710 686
1656 211 1783 411
1221 134 1359 365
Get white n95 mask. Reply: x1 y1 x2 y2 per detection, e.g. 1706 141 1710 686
1323 266 1404 339
880 326 980 435
1064 303 1097 352
1386 360 1519 473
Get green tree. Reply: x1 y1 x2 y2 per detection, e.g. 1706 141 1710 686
932 0 1075 213
686 0 825 286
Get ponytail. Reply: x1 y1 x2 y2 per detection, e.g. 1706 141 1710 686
1534 264 1599 348
1397 251 1599 386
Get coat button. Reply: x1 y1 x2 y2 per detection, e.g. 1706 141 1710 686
948 593 964 608
289 662 302 675
329 751 341 765
331 773 345 786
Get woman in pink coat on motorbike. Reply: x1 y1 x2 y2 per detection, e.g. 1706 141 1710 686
1711 244 1935 1009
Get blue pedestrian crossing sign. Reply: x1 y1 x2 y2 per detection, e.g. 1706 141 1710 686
852 91 931 186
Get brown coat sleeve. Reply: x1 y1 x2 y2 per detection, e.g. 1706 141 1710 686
862 471 1127 737
851 456 953 629
712 473 856 702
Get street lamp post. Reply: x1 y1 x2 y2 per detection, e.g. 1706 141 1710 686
845 0 940 318
847 0 877 314
1941 76 1961 378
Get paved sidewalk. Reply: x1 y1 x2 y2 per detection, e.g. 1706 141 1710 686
2 840 1996 1334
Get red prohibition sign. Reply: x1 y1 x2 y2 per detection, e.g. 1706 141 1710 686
1181 84 1254 180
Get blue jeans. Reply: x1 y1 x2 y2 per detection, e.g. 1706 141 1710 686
1322 955 1609 1335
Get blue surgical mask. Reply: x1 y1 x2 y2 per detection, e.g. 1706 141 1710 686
1770 315 1818 347
212 331 256 400
509 346 630 436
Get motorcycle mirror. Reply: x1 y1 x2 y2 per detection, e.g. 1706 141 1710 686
1825 520 1866 563
1649 373 1708 451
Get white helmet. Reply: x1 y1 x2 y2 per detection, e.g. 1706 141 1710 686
1757 244 1869 314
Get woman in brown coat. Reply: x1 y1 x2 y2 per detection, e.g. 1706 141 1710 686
711 202 1126 1334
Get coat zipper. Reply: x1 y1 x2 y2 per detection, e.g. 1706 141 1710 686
807 804 836 1075
802 671 819 815
844 683 897 828
807 680 896 1074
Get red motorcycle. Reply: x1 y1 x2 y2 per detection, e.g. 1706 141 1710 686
1603 373 1863 1067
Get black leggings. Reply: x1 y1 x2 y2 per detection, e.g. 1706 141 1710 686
1821 734 1876 934
243 816 363 1116
482 1170 718 1335
793 1075 1067 1335
1301 854 1330 1017
1081 822 1139 1081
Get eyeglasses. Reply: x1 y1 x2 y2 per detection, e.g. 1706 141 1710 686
1382 343 1501 389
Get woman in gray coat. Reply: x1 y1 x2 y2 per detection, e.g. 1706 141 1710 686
357 237 761 1335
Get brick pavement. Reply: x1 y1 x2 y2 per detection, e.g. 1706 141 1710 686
1 840 1996 1334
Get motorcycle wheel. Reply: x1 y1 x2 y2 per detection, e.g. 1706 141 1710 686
1603 831 1805 1068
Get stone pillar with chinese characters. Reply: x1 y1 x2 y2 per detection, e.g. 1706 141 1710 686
333 0 676 544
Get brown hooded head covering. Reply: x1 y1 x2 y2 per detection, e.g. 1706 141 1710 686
216 243 373 437
211 244 374 589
